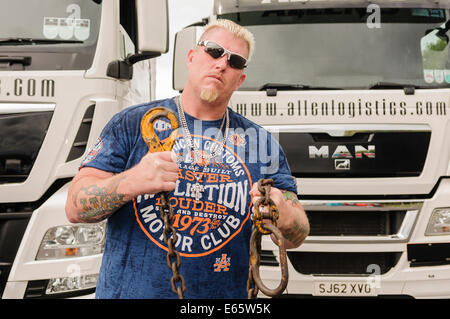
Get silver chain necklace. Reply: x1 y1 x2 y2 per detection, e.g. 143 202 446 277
175 95 229 203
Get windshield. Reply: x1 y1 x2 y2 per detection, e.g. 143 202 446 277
0 0 101 70
220 8 450 90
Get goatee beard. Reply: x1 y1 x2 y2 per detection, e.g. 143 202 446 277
200 88 219 103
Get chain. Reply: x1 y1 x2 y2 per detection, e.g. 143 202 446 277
140 107 185 299
247 179 289 299
175 95 229 185
160 191 186 299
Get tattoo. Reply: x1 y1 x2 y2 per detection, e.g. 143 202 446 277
282 218 310 247
75 175 127 222
280 190 309 246
282 190 301 206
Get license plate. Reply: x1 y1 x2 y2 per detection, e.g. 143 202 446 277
314 281 377 297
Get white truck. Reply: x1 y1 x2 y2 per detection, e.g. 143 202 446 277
173 0 450 298
0 0 168 299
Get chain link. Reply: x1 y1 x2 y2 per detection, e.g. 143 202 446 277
247 179 289 299
160 191 186 299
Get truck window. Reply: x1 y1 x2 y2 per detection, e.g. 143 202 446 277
220 8 450 89
0 0 101 70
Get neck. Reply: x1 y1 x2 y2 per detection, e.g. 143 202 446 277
180 89 228 121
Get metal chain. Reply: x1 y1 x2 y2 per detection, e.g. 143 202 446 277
140 107 185 299
247 179 289 299
246 229 261 299
160 191 186 299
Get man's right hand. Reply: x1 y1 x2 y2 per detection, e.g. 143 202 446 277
127 151 179 196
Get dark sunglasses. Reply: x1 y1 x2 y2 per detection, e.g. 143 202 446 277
197 40 248 70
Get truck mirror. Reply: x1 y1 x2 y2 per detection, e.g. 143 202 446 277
108 0 169 79
135 0 169 58
173 26 203 91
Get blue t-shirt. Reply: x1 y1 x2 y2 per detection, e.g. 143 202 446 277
81 97 297 299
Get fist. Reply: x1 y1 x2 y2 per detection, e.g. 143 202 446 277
249 182 289 229
249 182 284 210
129 151 179 196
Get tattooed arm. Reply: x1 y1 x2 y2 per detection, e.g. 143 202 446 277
65 168 131 223
277 190 310 249
65 151 179 223
250 184 310 249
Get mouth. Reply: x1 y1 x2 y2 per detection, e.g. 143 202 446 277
207 74 223 84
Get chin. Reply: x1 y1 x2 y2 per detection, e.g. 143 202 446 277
200 88 220 103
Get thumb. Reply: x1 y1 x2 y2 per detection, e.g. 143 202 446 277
157 151 177 162
249 182 260 197
170 151 178 163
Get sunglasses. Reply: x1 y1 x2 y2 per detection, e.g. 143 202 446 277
197 40 248 70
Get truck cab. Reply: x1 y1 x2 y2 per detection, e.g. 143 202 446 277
173 0 450 298
1 0 168 298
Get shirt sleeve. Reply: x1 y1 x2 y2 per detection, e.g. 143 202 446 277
79 112 130 173
263 134 298 194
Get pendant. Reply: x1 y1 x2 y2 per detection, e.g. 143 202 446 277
191 182 204 204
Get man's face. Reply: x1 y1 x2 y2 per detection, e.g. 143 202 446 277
186 28 248 104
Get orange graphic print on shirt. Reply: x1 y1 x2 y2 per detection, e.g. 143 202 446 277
133 134 252 258
214 254 231 272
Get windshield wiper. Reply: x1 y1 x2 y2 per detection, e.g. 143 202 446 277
0 38 83 46
259 83 343 95
368 82 438 95
368 82 423 89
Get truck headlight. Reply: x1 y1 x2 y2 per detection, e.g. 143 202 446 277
46 273 98 295
425 208 450 236
36 221 106 260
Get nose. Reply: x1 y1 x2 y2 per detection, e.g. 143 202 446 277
213 53 229 70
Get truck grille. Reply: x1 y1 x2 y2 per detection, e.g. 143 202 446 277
307 210 406 236
301 201 421 240
274 127 431 178
287 252 402 275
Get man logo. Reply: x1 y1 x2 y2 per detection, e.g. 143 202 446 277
309 145 375 159
335 159 350 170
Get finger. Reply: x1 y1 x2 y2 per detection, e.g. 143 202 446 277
170 151 178 163
252 195 263 206
160 181 177 192
157 151 178 163
153 156 179 173
162 171 179 183
249 182 261 197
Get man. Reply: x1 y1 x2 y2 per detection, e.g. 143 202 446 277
66 19 309 298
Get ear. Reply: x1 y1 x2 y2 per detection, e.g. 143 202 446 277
235 73 246 90
186 48 195 67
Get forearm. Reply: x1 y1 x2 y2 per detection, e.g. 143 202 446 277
275 191 310 249
66 172 132 223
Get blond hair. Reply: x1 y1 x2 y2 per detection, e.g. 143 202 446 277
200 19 255 62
